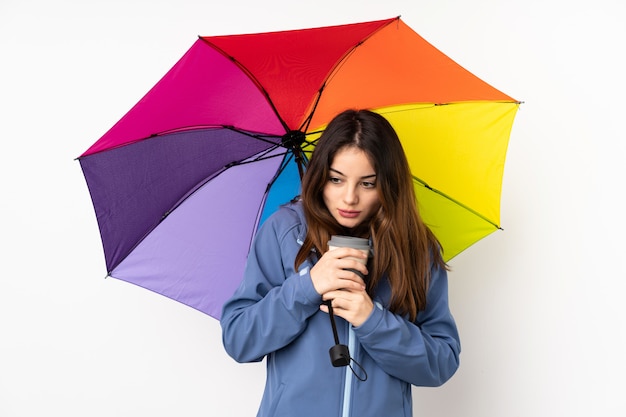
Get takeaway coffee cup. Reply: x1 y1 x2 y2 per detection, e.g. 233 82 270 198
328 235 370 279
325 236 371 367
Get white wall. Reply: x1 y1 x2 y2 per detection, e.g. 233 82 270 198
2 0 624 416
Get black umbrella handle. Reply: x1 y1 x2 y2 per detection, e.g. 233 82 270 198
324 300 350 367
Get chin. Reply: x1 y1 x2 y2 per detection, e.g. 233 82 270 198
336 219 362 229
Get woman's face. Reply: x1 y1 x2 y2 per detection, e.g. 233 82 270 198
323 146 381 230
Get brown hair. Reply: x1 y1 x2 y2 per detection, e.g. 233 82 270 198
295 109 446 321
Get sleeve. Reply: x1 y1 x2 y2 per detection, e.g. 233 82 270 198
354 264 461 386
220 213 323 363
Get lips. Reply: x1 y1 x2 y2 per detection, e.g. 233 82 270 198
338 209 361 219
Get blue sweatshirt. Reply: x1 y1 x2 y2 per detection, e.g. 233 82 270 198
221 202 460 417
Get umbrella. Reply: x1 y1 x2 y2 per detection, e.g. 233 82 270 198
78 17 519 320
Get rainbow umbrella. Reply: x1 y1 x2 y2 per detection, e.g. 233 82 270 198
78 17 519 319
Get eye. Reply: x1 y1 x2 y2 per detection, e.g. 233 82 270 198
361 181 376 189
328 176 342 184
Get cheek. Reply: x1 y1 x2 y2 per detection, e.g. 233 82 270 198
322 184 333 207
364 194 381 214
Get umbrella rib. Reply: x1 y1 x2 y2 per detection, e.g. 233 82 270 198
300 17 400 133
149 123 284 143
220 125 283 146
84 125 284 157
118 144 296 274
251 151 300 238
413 176 502 230
149 151 288 265
154 124 284 148
105 160 242 274
199 37 290 132
228 149 288 168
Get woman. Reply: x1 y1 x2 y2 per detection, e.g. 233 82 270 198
221 109 460 416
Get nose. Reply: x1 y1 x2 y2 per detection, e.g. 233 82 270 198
343 185 359 205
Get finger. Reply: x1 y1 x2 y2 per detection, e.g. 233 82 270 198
336 274 366 290
327 247 369 261
342 267 367 282
338 258 368 276
323 289 359 303
324 296 355 317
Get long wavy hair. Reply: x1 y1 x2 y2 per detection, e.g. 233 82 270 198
294 109 446 320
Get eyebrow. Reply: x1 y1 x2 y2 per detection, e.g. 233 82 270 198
329 167 377 179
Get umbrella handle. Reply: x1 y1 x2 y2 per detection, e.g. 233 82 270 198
324 300 350 367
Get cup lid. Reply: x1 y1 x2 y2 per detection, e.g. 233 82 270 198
328 235 370 251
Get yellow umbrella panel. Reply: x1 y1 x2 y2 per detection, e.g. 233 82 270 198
383 102 519 260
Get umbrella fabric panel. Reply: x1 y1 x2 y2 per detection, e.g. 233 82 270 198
258 155 302 227
383 101 519 226
414 183 499 261
307 19 515 131
79 128 278 272
202 18 395 131
110 147 287 319
81 39 284 157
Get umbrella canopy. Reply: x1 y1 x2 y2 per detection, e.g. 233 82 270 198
78 17 519 319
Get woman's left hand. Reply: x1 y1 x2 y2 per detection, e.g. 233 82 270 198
320 288 374 327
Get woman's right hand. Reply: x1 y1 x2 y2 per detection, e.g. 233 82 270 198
309 247 368 295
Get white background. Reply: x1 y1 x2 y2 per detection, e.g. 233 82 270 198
2 0 625 415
